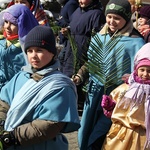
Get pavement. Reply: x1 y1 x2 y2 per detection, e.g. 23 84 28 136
64 131 79 150
63 115 82 150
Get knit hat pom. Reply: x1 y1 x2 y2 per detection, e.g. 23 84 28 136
105 0 132 23
24 26 57 56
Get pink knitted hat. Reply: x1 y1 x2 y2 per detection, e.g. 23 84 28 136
136 59 150 70
134 43 150 70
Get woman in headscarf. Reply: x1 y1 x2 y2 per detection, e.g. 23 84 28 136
0 4 38 90
7 0 49 26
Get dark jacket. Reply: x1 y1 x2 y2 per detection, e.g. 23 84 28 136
60 1 105 77
57 0 79 44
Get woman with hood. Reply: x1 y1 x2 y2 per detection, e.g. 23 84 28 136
0 4 38 91
7 0 49 26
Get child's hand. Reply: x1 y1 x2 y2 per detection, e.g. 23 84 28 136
103 109 113 118
71 74 83 85
60 27 70 36
122 73 130 83
101 95 116 111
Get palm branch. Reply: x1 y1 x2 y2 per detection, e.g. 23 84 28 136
67 32 80 74
0 142 3 150
67 29 130 94
85 34 130 94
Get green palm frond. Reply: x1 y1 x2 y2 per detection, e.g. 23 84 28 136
66 29 130 94
0 141 3 150
67 32 80 74
86 34 130 94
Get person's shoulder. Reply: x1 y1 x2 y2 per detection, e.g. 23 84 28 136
111 83 129 101
66 0 78 5
14 71 26 78
145 31 150 43
130 28 144 38
0 35 5 41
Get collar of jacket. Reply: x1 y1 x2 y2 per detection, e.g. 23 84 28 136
100 20 133 37
31 73 44 82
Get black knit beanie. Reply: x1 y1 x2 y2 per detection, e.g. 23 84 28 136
105 0 132 23
24 26 57 56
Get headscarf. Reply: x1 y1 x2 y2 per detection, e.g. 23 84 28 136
1 4 38 42
7 0 48 26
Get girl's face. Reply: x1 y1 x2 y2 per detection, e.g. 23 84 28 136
3 20 18 37
139 16 149 26
14 0 31 8
106 14 126 33
137 66 150 80
27 47 54 69
78 0 92 8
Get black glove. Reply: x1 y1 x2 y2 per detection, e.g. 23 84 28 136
0 131 19 150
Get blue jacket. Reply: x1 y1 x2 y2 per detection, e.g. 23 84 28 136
0 38 26 90
57 0 79 45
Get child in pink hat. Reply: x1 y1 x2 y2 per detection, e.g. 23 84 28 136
101 43 150 149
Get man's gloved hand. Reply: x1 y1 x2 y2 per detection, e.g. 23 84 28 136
0 131 19 150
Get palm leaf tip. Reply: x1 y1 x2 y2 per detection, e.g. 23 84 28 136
86 34 130 93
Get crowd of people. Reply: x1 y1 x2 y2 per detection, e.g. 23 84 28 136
0 0 150 150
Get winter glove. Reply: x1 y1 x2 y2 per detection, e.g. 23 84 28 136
103 109 113 118
101 95 116 118
0 131 19 150
101 95 116 111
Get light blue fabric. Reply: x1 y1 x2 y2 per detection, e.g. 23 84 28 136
0 38 26 91
0 60 80 150
88 33 145 85
78 33 145 150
